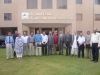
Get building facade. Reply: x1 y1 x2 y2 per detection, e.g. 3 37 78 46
0 0 100 35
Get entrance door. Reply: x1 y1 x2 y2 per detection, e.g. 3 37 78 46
42 28 52 35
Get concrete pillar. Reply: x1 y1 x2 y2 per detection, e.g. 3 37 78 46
52 28 54 32
39 28 42 33
18 23 23 35
28 27 30 35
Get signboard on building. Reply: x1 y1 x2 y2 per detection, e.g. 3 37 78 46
22 12 73 20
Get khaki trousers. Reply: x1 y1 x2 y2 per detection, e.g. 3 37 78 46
35 43 42 56
36 47 42 56
86 49 92 59
29 43 34 55
53 44 57 53
23 43 28 56
6 44 13 59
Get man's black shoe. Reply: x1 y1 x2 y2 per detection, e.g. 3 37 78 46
94 61 98 63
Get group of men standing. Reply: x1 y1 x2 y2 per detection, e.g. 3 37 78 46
5 28 100 63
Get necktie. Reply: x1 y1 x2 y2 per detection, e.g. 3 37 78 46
9 36 10 43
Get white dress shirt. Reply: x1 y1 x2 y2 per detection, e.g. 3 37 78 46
77 36 85 45
21 36 28 43
60 34 62 37
41 34 48 44
90 32 100 44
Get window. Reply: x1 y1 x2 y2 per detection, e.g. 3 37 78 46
57 0 67 9
76 14 82 21
76 0 82 4
4 0 11 3
95 14 100 21
42 0 52 9
4 13 12 20
95 0 100 5
27 0 37 9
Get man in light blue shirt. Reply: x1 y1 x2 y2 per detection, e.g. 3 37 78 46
34 31 42 43
34 30 42 56
5 32 14 60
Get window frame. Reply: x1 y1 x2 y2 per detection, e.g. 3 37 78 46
27 0 37 9
95 14 100 21
4 13 12 21
76 0 82 4
57 0 67 9
42 0 52 9
95 0 100 5
4 0 12 3
76 14 82 21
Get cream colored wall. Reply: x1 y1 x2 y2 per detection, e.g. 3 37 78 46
76 0 94 35
0 0 100 35
94 5 100 30
0 0 18 27
17 0 76 34
65 24 72 34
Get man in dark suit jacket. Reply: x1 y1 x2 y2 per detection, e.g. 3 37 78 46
58 31 65 55
48 31 54 55
13 30 18 57
65 31 72 56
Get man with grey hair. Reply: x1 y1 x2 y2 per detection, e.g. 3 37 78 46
65 30 72 56
85 31 92 59
71 31 79 56
48 31 54 55
58 31 65 55
90 28 100 63
77 33 85 58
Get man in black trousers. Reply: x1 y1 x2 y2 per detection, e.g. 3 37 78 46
90 28 100 63
41 31 48 56
13 30 18 57
77 33 85 58
64 31 72 56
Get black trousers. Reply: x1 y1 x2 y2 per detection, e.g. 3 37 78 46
42 44 47 55
78 44 84 58
92 43 99 62
66 42 71 55
14 51 16 57
59 42 63 54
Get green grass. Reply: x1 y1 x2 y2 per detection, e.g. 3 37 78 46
0 48 100 75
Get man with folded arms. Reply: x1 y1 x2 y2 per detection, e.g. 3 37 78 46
90 28 100 63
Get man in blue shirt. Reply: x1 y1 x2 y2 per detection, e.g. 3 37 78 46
34 30 42 56
5 32 14 60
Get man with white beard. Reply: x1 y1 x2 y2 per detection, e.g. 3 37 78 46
71 31 79 57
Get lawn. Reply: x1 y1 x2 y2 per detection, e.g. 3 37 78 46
0 48 100 75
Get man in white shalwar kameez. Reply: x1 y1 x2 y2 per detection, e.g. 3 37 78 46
71 31 79 56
